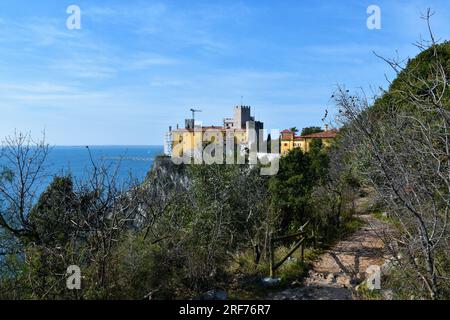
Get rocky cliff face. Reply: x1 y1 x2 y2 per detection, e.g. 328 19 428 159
147 155 187 181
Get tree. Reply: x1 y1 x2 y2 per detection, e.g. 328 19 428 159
309 133 360 241
0 132 49 244
29 176 77 246
301 126 323 136
269 147 327 231
334 12 449 299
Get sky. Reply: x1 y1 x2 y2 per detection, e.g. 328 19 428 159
0 0 449 146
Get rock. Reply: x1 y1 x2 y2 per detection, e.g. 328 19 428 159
287 256 298 263
381 256 397 273
262 277 281 286
381 289 394 300
291 280 302 286
326 273 336 284
335 275 351 287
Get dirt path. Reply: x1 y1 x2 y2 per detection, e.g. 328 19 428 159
267 214 388 300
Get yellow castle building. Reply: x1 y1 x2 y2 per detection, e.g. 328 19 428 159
280 127 338 155
165 106 264 158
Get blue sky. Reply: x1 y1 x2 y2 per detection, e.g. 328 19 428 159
0 0 449 145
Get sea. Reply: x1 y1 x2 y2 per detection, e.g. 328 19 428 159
1 145 164 193
47 145 163 180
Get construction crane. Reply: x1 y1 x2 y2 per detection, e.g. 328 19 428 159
190 108 202 123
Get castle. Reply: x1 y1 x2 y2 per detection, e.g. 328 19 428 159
163 105 339 159
164 106 264 158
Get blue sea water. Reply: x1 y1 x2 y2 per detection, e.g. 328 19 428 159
0 146 163 194
45 145 164 183
0 145 164 206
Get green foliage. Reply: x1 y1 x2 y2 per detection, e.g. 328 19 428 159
301 126 323 136
269 146 329 231
99 232 180 299
336 41 450 299
181 164 271 290
341 217 364 236
356 282 383 300
269 149 311 230
278 259 308 284
371 41 450 116
29 176 77 246
0 167 14 182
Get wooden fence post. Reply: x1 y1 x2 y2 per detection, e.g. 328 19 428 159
301 243 305 263
268 221 311 278
269 236 275 278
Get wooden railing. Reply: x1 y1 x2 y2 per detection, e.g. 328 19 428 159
269 221 309 278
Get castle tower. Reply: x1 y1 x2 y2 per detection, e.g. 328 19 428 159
233 105 252 129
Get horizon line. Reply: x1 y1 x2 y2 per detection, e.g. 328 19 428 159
50 145 164 148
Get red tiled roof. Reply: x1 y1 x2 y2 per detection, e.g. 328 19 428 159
281 137 304 141
281 129 293 134
172 126 247 133
300 130 339 139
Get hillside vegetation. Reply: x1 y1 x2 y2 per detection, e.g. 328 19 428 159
334 38 449 299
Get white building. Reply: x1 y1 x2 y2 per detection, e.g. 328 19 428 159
163 127 173 156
